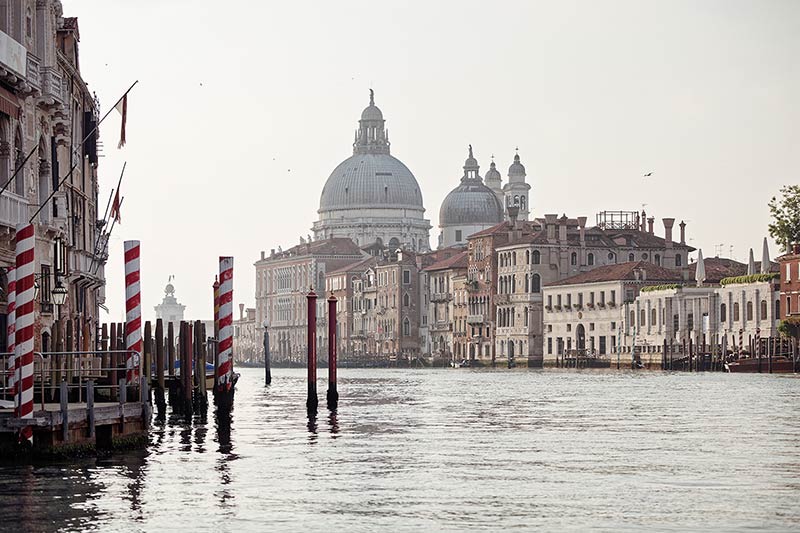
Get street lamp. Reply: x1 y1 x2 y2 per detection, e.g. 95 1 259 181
51 280 68 306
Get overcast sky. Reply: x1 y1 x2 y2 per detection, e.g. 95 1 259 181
70 0 799 322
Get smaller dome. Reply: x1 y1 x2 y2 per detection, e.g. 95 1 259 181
361 104 383 121
508 153 526 179
440 181 504 226
485 160 501 183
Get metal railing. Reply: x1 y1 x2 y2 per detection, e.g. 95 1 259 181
1 350 142 412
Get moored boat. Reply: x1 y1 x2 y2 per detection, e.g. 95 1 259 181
725 356 796 373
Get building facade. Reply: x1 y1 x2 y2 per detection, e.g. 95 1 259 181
779 246 800 320
232 304 259 363
424 250 468 363
153 280 186 335
313 91 431 251
0 3 106 354
254 238 364 363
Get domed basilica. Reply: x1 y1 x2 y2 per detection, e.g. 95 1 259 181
313 91 432 251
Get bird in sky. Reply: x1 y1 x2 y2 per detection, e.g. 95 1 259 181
643 171 653 177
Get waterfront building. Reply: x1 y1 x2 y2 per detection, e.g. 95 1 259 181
324 256 375 360
0 3 106 353
153 280 186 334
232 304 260 363
543 261 684 367
312 91 431 252
438 147 504 249
779 245 800 320
452 273 469 362
424 250 468 363
254 238 364 362
492 210 694 365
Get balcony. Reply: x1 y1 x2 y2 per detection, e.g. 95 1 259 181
467 314 484 325
69 249 105 287
431 292 451 303
495 294 510 305
38 66 64 108
430 321 452 332
0 190 28 229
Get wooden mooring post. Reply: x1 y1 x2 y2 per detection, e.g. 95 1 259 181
327 293 338 411
155 319 166 412
307 288 318 414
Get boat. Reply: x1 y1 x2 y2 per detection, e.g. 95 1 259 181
173 361 217 389
725 356 796 373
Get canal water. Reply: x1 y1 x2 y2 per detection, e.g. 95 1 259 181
1 367 799 532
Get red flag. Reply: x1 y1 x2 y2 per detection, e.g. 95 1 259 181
115 94 127 148
110 189 121 223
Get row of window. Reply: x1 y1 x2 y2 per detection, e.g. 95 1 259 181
547 290 617 309
498 273 542 294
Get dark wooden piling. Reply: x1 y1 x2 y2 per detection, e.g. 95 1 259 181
195 320 207 411
307 288 318 413
181 321 193 415
144 321 152 401
86 380 95 439
109 323 118 401
167 321 175 377
688 337 693 372
155 319 166 412
60 380 69 443
264 326 272 385
327 294 338 411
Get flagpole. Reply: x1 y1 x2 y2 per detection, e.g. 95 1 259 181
87 162 126 273
0 138 39 198
26 81 138 224
91 196 124 276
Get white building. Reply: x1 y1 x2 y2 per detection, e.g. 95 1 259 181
543 261 684 367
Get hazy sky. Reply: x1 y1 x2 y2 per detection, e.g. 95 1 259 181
71 0 799 322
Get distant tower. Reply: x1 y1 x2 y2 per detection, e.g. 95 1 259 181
154 279 186 333
502 149 531 221
483 155 504 209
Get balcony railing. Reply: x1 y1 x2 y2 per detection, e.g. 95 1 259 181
0 190 28 229
431 292 451 303
467 314 484 325
39 66 64 106
26 53 40 90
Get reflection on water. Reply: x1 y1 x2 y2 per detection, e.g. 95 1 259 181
0 368 799 532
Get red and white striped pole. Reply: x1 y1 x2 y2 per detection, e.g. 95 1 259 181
738 328 743 357
6 266 15 400
217 257 234 392
124 241 142 385
14 224 35 444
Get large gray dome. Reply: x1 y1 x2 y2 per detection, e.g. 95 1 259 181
319 153 424 211
440 181 504 226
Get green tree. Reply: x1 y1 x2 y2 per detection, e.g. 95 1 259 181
768 185 800 250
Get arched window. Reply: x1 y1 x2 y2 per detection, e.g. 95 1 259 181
720 303 727 322
629 310 635 328
524 307 529 327
675 254 682 267
532 250 540 265
512 252 517 266
588 253 594 266
746 301 753 321
650 308 656 325
733 302 740 321
403 293 410 307
524 274 529 293
520 196 526 210
526 250 530 264
571 252 577 266
628 253 635 262
776 299 781 319
640 309 646 325
608 252 615 263
532 273 541 293
760 300 767 319
654 254 661 266
403 317 410 337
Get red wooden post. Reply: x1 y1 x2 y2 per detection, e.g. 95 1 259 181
307 288 318 413
327 293 338 410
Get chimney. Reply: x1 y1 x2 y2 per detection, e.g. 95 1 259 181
679 220 686 245
663 218 675 249
558 215 568 244
260 250 265 260
641 268 647 281
641 210 647 232
239 303 245 320
270 248 275 257
545 214 558 243
647 217 654 234
577 216 587 245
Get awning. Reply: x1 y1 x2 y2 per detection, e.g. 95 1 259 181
0 85 20 118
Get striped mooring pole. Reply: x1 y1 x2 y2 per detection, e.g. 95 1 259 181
6 266 15 399
124 241 142 385
15 224 35 444
327 293 338 410
217 257 234 394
